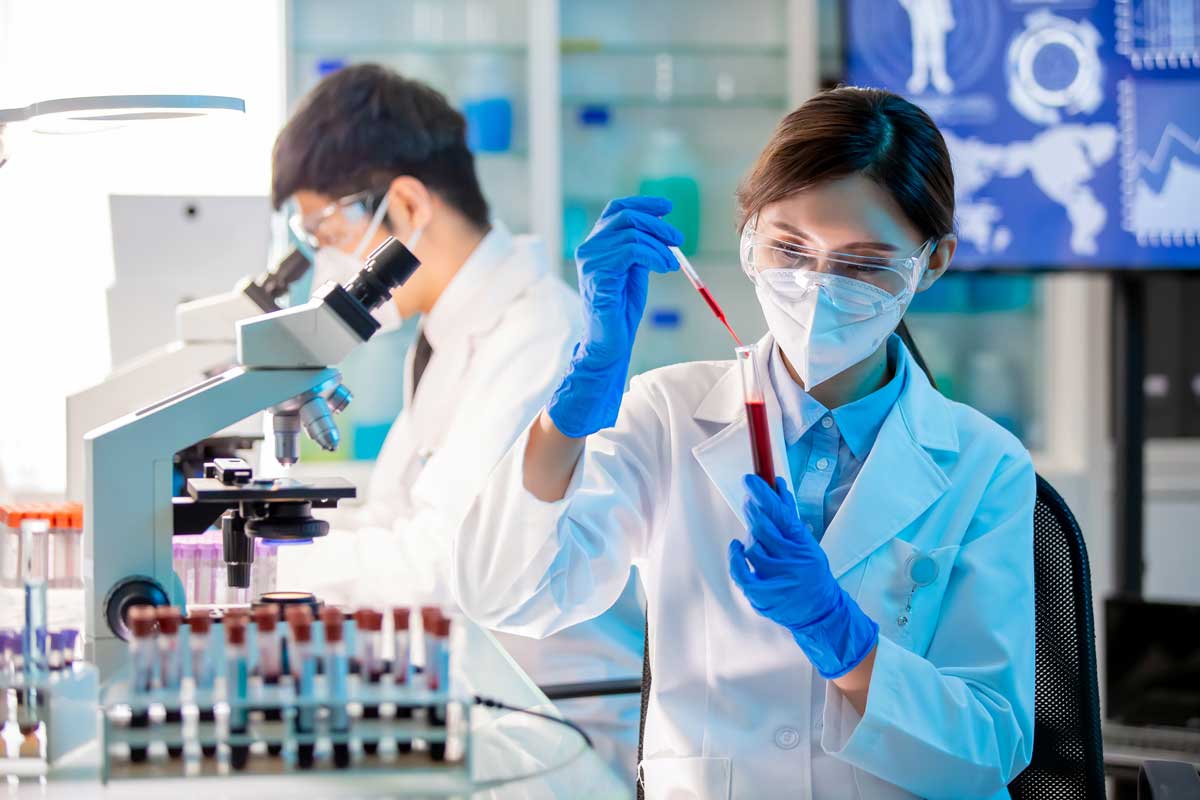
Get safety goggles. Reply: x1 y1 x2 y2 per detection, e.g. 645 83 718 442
286 188 387 256
740 217 934 304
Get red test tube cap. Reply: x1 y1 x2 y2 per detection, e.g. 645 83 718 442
187 610 212 635
320 608 344 643
392 607 410 631
254 604 280 632
155 606 183 635
128 605 158 638
354 608 382 632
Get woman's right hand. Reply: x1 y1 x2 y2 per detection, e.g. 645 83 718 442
546 196 682 438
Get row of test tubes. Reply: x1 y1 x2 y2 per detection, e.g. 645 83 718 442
172 531 280 606
0 504 84 589
108 602 458 775
0 627 82 761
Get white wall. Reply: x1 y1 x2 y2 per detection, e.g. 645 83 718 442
0 0 286 494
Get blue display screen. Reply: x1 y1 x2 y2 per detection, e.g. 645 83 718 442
845 0 1200 270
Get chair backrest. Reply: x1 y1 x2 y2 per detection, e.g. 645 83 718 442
634 474 1106 800
1008 475 1106 799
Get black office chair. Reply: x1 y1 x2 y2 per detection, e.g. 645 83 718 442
1008 474 1106 799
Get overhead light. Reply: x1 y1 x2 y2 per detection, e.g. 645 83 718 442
0 93 245 166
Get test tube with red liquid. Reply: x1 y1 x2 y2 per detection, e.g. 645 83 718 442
737 346 776 484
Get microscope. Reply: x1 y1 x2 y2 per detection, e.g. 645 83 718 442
65 248 312 502
83 238 419 676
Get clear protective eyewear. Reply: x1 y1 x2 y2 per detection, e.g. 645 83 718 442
740 217 935 308
287 188 387 256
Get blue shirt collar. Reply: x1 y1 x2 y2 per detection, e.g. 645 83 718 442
768 334 908 459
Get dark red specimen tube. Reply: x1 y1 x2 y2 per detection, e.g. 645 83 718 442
737 346 776 484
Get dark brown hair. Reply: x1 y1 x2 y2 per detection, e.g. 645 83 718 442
272 64 489 228
736 87 955 240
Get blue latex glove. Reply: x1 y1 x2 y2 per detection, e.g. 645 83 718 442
547 196 683 437
729 475 880 679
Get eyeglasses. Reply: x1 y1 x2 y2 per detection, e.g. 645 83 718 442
740 218 934 301
287 189 384 253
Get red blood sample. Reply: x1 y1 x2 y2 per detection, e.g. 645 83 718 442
696 286 743 346
745 400 775 484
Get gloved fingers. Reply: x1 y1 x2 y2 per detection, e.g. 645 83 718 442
743 536 806 580
577 230 679 277
773 477 801 520
592 207 685 248
743 500 802 562
743 474 803 539
728 539 758 593
599 195 673 221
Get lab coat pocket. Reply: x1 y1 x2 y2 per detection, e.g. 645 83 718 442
639 756 732 800
857 539 960 657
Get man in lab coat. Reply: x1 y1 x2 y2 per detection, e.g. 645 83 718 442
269 63 644 782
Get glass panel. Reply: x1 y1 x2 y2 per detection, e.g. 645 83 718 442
560 0 788 373
905 274 1045 451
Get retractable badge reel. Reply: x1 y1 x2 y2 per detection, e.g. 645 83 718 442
897 554 939 628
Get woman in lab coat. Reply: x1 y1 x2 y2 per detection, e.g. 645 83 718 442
453 87 1035 799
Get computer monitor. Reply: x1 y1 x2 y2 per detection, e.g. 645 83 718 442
1105 597 1200 729
844 1 1199 270
107 194 273 368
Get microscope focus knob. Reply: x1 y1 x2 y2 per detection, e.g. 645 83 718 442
104 576 170 641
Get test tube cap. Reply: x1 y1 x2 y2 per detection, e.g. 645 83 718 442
354 608 383 632
186 610 212 634
253 604 280 632
155 606 183 635
223 612 248 645
128 605 159 638
434 616 453 638
320 607 344 642
420 606 443 633
285 604 313 626
392 607 411 631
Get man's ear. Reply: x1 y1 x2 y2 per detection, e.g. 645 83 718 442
386 175 434 234
917 234 956 291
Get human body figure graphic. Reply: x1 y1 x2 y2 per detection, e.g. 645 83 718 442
900 0 956 95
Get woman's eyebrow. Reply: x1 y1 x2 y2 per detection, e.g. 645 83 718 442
771 221 900 253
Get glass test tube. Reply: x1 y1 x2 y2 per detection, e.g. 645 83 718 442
21 518 49 677
223 613 250 770
421 608 452 762
391 607 414 753
286 606 317 768
737 347 776 484
127 605 158 764
354 608 384 755
156 607 185 758
252 604 284 756
186 610 217 758
320 608 352 769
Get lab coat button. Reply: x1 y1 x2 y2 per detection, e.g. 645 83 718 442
821 416 833 429
815 458 830 471
774 726 801 750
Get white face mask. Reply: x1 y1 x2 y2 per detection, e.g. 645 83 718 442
755 272 909 388
310 194 425 333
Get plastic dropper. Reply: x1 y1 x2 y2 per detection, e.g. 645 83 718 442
670 247 743 347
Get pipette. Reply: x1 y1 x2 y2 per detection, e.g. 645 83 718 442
670 246 743 347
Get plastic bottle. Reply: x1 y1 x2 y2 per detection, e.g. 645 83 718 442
637 127 702 256
461 54 513 154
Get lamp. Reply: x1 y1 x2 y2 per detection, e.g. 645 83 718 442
0 93 245 167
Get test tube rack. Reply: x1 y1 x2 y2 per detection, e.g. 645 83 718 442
99 615 470 783
0 663 100 775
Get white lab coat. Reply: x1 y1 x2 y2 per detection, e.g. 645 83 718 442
278 223 645 782
454 333 1036 799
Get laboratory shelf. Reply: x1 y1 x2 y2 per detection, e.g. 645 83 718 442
561 94 788 109
292 41 528 57
560 40 787 57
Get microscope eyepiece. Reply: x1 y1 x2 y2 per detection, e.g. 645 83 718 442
345 237 420 311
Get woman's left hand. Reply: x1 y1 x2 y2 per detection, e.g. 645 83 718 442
729 475 880 679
